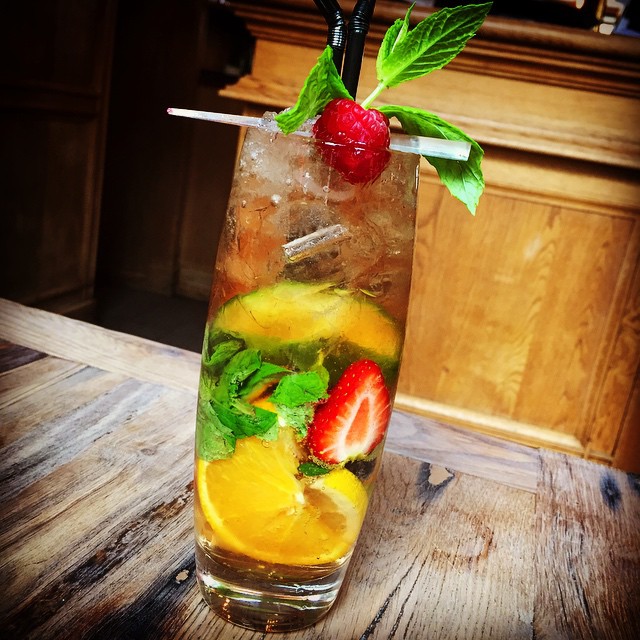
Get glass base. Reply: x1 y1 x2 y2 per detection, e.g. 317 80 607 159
195 542 348 632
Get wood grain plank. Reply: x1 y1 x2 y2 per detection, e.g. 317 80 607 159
330 460 535 640
534 451 640 639
588 223 640 461
2 407 537 640
0 355 83 410
0 376 172 506
0 364 128 447
612 372 640 474
0 341 46 373
400 192 634 449
0 298 201 392
386 409 540 493
1 383 196 633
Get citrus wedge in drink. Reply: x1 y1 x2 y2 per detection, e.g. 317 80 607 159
196 427 368 566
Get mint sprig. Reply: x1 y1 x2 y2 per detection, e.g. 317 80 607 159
275 2 492 215
196 337 329 461
378 105 484 215
275 46 351 134
366 3 492 104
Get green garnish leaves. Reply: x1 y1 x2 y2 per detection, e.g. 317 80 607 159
378 105 484 215
196 400 237 460
273 3 492 215
196 336 329 460
241 361 290 397
375 3 492 89
213 348 261 403
375 5 412 83
202 337 243 370
299 462 331 477
213 399 278 440
197 346 282 461
271 370 328 407
271 369 328 439
275 46 351 134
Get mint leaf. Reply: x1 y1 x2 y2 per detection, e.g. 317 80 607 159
379 105 484 215
275 46 351 134
299 462 331 477
270 368 328 437
196 401 236 461
213 399 278 439
376 7 412 81
271 371 329 407
197 348 287 459
376 3 492 89
276 403 314 439
202 337 244 370
241 362 290 399
214 349 262 401
257 418 280 442
247 405 279 438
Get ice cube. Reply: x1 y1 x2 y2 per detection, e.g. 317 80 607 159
282 224 350 263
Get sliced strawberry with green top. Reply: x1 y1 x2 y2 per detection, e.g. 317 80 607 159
306 359 391 465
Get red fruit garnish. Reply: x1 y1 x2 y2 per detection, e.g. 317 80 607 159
313 98 391 184
307 359 391 465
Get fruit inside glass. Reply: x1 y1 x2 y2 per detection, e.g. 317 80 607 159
194 119 419 632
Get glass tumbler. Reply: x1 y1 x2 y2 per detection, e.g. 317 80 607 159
193 121 420 632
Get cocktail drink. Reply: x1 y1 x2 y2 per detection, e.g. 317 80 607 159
193 124 419 631
186 1 492 632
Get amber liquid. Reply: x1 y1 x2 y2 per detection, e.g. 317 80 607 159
194 126 419 631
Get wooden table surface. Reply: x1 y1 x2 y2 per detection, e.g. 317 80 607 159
1 297 639 639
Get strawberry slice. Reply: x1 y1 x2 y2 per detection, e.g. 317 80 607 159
307 359 391 465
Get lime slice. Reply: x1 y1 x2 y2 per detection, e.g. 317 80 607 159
212 281 402 364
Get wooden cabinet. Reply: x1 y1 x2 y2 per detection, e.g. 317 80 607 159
219 0 640 470
0 0 245 312
96 0 248 302
0 1 117 317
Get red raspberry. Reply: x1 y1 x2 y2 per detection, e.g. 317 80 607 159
312 99 391 184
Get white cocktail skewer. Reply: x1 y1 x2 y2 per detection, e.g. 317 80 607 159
167 108 471 161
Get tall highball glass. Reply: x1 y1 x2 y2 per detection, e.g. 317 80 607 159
193 120 419 632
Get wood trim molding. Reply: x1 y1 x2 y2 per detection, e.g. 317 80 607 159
395 392 589 459
226 0 640 98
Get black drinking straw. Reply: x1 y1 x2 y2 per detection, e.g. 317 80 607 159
313 0 347 73
341 0 376 99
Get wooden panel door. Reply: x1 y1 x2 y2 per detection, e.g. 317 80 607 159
0 0 117 316
398 155 640 464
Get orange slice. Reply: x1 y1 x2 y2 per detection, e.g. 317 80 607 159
196 428 368 566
